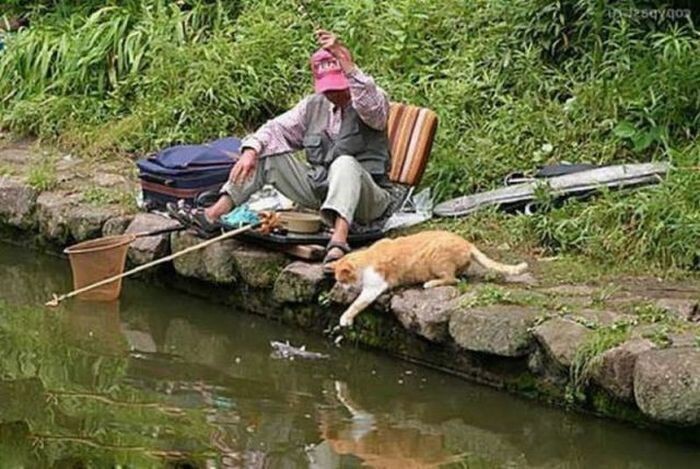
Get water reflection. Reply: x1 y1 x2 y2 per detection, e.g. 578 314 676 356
310 381 463 468
1 244 700 467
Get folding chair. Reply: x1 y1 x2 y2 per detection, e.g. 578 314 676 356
386 102 439 211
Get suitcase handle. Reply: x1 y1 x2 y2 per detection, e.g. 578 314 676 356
140 173 174 186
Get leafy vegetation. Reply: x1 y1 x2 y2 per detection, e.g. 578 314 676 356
82 184 137 209
26 156 57 190
0 0 698 269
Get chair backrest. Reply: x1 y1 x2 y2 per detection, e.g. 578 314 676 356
386 103 438 186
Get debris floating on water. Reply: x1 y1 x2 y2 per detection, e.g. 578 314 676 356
270 341 329 360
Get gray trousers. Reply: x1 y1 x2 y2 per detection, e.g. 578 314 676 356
220 154 391 226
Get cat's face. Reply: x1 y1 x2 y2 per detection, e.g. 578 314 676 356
331 257 359 286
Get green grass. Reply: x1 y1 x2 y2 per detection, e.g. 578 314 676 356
461 285 514 308
81 185 136 210
1 0 698 271
0 163 14 177
26 157 57 191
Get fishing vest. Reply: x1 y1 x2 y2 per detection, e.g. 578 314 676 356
302 94 391 189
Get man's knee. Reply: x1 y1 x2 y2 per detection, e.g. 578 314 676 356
329 155 362 178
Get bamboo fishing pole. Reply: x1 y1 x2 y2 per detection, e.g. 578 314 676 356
296 0 322 32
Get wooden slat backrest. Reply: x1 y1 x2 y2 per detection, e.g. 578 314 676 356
386 103 438 186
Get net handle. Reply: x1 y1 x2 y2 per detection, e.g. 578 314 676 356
46 222 259 307
133 225 185 239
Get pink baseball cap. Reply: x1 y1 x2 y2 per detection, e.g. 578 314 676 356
310 48 349 93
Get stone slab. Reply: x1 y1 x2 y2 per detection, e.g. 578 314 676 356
125 213 180 266
634 348 700 426
102 215 135 237
0 177 37 229
655 298 699 322
532 318 592 370
231 246 288 289
171 230 240 284
449 304 541 357
391 286 459 342
273 261 326 303
590 338 655 401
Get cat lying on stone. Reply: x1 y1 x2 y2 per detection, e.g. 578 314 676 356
329 230 528 327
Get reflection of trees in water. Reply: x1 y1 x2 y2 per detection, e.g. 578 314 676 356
0 301 221 466
0 295 334 467
0 248 71 305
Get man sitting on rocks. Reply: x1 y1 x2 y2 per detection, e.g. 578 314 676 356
174 30 395 270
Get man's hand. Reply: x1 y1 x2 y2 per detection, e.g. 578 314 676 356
315 29 354 71
230 148 258 185
315 29 341 52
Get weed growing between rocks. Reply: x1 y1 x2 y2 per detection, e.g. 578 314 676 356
568 320 633 402
26 157 57 191
0 163 14 177
461 285 514 308
81 185 137 210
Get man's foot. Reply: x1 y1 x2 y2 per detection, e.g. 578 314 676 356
204 194 234 221
323 240 351 275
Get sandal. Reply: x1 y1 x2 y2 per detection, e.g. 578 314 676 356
166 201 193 226
190 210 222 234
166 202 221 235
323 241 351 275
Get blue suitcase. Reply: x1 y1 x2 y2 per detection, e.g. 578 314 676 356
137 137 241 209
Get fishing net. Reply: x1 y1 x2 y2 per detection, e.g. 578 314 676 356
63 234 135 301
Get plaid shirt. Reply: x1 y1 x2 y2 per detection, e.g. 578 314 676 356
241 67 389 157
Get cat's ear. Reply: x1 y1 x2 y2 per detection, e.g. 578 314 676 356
337 264 354 282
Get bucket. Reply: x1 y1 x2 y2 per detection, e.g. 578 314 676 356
279 211 322 233
63 234 135 301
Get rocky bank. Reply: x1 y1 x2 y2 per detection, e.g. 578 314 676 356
1 138 700 438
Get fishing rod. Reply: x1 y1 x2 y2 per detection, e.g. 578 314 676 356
296 0 322 32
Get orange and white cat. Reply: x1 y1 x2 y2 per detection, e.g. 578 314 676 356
329 230 528 327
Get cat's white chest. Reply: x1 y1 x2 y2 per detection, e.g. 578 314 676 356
361 266 387 288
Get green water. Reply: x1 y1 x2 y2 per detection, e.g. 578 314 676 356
0 244 698 468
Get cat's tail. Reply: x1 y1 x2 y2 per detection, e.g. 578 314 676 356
470 246 528 276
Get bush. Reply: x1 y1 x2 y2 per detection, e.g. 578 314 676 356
1 0 698 269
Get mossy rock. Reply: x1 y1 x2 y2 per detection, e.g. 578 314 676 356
171 230 240 284
273 261 327 303
449 305 541 357
0 177 37 229
232 246 288 289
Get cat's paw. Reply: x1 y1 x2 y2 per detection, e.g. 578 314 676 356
339 314 354 328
